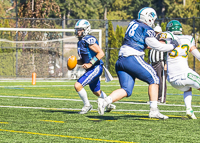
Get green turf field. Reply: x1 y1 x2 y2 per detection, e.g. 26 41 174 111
0 79 199 143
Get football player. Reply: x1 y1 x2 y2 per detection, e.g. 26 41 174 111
74 19 116 114
159 20 200 119
98 7 179 119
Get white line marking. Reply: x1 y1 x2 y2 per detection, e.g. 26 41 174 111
0 95 88 102
0 85 147 87
1 95 200 108
1 85 74 87
114 101 200 107
0 81 75 82
0 105 199 113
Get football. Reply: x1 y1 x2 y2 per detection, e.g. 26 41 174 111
67 55 77 70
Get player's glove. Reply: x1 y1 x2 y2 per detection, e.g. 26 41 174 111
170 40 179 49
156 33 162 40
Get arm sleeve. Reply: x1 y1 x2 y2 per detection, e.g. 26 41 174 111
191 48 200 61
145 37 174 52
190 37 195 47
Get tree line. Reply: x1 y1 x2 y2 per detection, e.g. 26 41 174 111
0 0 199 20
0 0 200 77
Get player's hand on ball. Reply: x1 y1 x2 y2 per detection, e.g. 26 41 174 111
67 55 77 70
156 33 162 40
82 63 92 69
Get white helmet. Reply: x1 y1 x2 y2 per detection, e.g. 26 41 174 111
138 7 157 28
74 19 91 37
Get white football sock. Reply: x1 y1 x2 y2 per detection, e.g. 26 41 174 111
150 101 158 108
78 88 90 106
100 91 107 99
105 96 113 106
183 91 192 109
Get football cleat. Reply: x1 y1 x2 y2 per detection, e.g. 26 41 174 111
105 104 116 112
97 98 106 115
78 105 92 114
186 108 197 119
149 107 169 119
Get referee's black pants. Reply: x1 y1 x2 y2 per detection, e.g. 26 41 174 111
152 61 167 103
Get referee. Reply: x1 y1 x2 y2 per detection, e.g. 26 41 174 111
148 24 167 103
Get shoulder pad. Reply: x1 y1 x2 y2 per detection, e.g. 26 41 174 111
159 32 176 40
83 35 97 45
180 35 194 42
146 30 156 37
159 31 181 45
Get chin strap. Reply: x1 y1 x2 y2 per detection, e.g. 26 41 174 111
173 31 182 35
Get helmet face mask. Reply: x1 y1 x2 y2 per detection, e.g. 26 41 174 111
166 20 182 35
138 7 157 28
74 19 91 37
75 28 84 37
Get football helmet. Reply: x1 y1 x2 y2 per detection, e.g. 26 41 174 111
138 7 157 28
74 19 91 37
166 20 182 35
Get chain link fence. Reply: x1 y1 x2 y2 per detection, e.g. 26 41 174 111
0 17 200 78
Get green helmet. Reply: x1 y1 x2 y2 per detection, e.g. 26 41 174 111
166 20 182 34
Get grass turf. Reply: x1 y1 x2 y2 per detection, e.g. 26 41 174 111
0 79 199 142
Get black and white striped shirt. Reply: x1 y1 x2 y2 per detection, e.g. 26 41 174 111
148 49 167 65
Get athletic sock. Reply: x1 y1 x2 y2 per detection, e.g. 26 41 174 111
78 88 90 106
183 91 192 109
150 101 158 108
104 96 113 106
100 91 107 99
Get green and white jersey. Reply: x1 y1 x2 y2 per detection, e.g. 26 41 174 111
159 32 195 79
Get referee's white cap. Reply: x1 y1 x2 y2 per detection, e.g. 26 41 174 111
154 24 162 33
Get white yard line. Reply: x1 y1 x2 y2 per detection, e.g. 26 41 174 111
1 95 200 108
0 80 119 83
0 85 147 87
0 105 199 113
0 80 75 82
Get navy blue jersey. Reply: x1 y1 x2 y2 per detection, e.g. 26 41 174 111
77 35 103 66
122 19 156 52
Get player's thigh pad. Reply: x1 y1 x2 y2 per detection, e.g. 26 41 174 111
116 56 159 85
169 79 190 91
169 69 200 91
134 56 159 84
78 65 103 90
116 70 135 97
89 79 101 92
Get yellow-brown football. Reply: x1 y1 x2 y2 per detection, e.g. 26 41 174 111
67 55 77 70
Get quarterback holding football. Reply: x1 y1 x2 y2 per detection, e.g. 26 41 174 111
73 19 115 114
